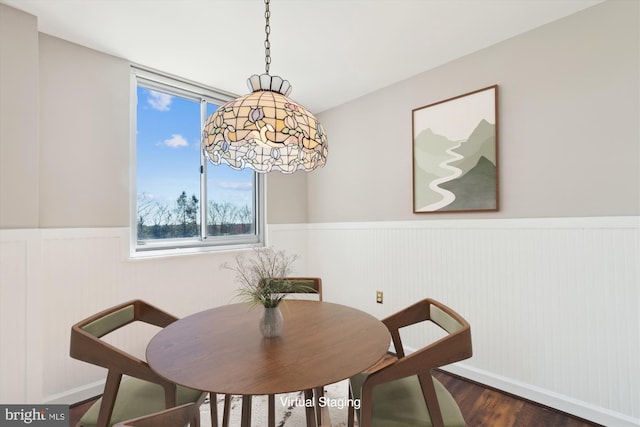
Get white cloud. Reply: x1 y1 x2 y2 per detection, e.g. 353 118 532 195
147 90 172 111
162 134 189 148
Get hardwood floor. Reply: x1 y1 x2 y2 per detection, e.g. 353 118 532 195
433 370 602 427
69 370 602 427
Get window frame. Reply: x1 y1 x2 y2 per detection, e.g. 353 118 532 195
129 66 265 257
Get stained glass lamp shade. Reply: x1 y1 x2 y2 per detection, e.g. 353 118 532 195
203 73 328 174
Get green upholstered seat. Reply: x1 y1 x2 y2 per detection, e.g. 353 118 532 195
350 373 465 427
79 379 203 427
113 402 200 427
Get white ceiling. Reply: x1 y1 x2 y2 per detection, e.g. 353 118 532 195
3 0 602 112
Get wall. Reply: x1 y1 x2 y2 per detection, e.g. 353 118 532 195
299 0 639 425
0 2 639 426
0 227 244 403
0 5 39 228
266 172 308 224
309 0 639 223
38 35 130 228
271 216 639 426
0 2 307 406
0 9 308 229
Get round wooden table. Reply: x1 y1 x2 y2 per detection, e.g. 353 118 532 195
146 300 390 426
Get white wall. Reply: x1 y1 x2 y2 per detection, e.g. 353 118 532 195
0 227 244 403
1 218 638 426
273 217 639 426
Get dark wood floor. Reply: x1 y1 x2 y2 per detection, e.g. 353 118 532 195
433 370 602 427
69 370 602 427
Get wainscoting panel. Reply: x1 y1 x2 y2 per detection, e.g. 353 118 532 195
1 217 638 426
271 216 640 426
40 229 125 399
0 238 29 402
0 227 241 404
0 230 42 403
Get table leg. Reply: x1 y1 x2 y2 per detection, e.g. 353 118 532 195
304 389 316 427
268 394 275 427
222 394 231 427
240 395 252 427
209 393 218 427
314 386 324 426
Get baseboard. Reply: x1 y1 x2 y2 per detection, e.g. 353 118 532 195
443 363 640 427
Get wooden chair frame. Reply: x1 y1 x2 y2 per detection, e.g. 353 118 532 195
70 300 209 427
348 298 472 427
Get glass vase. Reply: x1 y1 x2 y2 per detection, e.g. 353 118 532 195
259 305 283 338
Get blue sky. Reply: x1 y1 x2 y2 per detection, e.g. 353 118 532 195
136 86 253 211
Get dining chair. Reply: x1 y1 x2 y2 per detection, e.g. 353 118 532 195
284 277 323 426
69 300 213 427
113 402 199 427
259 277 322 427
347 298 472 427
278 277 323 301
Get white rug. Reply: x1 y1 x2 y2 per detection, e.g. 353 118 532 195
200 380 359 427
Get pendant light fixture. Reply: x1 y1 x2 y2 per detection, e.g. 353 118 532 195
203 0 328 174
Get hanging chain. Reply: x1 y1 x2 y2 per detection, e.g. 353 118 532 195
264 0 271 74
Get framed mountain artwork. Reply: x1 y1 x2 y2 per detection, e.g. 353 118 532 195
412 85 499 213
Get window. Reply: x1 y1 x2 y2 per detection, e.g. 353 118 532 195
131 67 264 255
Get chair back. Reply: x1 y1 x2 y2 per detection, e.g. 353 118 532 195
279 277 323 301
70 300 177 383
359 298 472 427
70 300 205 427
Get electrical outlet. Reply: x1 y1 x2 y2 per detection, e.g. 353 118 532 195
376 291 383 304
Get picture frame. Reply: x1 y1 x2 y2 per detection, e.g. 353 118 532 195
412 85 499 213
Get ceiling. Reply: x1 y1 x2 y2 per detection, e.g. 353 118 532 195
2 0 602 112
